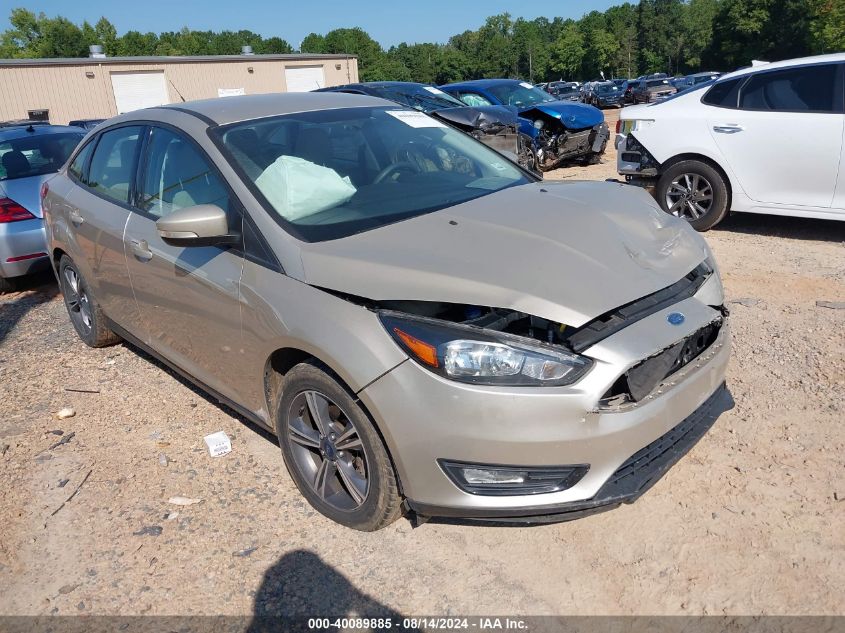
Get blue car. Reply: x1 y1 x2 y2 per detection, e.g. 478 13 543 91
440 79 609 171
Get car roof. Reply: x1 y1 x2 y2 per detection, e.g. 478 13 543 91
0 124 85 141
151 92 395 126
721 52 845 81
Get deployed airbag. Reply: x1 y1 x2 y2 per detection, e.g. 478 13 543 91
255 156 357 221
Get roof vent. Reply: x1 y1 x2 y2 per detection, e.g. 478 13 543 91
241 45 254 56
89 45 105 58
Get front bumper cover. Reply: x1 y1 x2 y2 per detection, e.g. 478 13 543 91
408 382 733 523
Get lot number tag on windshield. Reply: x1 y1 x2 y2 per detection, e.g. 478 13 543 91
386 110 447 128
520 82 534 89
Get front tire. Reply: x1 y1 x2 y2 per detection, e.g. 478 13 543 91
656 160 729 231
276 362 403 531
58 255 121 347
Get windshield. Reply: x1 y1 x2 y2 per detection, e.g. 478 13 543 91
371 86 466 113
558 85 578 95
487 83 556 107
0 132 83 181
217 107 531 242
597 84 618 94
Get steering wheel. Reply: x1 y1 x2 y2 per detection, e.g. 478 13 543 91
373 161 420 184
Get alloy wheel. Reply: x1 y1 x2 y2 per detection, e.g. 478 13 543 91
286 390 369 511
63 266 93 333
665 173 714 221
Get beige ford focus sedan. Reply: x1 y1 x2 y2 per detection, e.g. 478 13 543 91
43 93 731 531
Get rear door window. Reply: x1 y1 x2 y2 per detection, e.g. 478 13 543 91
702 77 743 108
738 63 843 113
86 126 143 204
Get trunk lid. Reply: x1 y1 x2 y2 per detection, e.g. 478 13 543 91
0 173 50 218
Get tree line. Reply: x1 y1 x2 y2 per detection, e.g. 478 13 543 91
1 1 843 84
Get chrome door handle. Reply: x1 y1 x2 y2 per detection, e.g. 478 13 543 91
69 209 84 226
713 124 743 134
130 238 152 261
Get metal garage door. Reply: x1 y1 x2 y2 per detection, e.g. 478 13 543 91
110 71 170 114
285 66 325 92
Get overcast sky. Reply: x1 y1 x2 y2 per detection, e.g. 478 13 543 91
4 0 623 48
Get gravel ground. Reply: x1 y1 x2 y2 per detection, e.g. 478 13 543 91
1 107 843 618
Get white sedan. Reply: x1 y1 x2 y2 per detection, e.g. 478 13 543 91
616 53 845 230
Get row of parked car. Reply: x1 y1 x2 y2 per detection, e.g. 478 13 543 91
537 71 723 108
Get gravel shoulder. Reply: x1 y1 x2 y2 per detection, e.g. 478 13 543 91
1 108 843 617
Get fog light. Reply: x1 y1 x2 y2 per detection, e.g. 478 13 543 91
440 460 589 496
462 468 526 485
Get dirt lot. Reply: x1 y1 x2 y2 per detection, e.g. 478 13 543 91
1 107 843 618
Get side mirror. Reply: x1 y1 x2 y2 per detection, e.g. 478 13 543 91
155 204 238 247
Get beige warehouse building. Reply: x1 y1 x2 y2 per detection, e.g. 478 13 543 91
0 51 358 125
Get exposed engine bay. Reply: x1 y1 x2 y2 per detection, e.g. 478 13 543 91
378 300 573 347
523 108 610 172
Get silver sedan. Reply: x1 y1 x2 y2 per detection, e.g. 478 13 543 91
43 93 731 530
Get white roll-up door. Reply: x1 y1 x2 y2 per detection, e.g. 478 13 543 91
110 71 170 114
284 66 326 92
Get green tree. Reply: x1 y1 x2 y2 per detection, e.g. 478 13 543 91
809 0 845 51
300 32 326 53
117 30 158 56
94 17 118 55
551 22 585 79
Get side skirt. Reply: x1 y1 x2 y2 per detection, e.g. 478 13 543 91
105 318 276 434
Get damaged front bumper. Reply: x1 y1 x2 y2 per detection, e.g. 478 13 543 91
616 130 661 180
536 121 609 170
357 282 731 522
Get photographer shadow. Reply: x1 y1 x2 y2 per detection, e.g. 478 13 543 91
247 549 420 633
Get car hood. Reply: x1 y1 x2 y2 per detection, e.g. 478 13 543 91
298 181 708 328
520 102 604 129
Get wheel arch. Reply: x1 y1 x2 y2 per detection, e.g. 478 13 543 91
660 153 734 210
262 346 408 496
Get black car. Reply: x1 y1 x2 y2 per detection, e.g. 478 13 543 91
548 81 581 101
585 81 624 108
316 82 538 175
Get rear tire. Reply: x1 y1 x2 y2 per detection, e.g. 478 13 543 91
58 255 121 347
276 362 403 531
0 276 14 294
656 160 729 231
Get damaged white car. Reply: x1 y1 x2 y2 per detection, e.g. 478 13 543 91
44 92 731 531
617 53 845 230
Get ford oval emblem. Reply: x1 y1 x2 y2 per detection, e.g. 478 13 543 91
667 312 685 326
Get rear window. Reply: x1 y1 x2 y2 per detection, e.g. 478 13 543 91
646 79 670 88
701 77 744 108
0 132 83 181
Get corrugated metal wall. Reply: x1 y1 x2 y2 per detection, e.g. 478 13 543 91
0 57 358 124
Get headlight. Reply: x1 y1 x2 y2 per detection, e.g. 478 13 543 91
379 311 592 387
